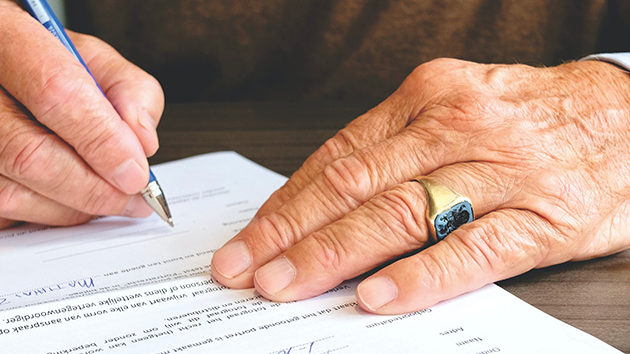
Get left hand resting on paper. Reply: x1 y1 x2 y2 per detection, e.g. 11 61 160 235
212 58 630 314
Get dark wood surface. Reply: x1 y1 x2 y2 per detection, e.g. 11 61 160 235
151 101 630 353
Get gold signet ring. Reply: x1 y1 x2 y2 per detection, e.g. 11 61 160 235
412 178 474 242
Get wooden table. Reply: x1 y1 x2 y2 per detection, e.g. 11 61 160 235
152 101 630 352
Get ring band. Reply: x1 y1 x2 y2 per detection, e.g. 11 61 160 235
413 177 474 242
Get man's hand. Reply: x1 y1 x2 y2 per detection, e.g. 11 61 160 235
0 1 164 228
212 57 630 314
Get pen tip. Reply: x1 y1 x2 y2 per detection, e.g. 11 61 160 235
168 218 175 228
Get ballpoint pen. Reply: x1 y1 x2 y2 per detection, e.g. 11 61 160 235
20 0 174 227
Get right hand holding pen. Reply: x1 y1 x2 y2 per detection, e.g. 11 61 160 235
0 1 165 229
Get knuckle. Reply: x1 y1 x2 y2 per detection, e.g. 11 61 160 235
425 57 462 68
255 213 303 253
38 67 88 121
454 213 543 276
370 186 427 246
322 129 357 159
484 63 532 87
500 210 552 262
322 155 371 206
410 58 461 80
483 65 510 86
6 133 55 179
308 231 346 273
456 223 503 273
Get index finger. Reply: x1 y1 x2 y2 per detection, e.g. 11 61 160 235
69 31 165 157
0 3 149 194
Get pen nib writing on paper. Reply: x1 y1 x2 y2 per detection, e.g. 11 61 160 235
142 171 174 227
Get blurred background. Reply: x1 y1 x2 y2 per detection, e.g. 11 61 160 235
58 0 629 106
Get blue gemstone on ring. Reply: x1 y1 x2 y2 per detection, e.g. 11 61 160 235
434 201 474 241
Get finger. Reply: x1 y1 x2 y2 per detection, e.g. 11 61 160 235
355 209 558 314
0 175 92 226
68 31 164 157
212 124 470 287
255 93 413 216
0 5 149 194
251 162 516 301
0 91 152 218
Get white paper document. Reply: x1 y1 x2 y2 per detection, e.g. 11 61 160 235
0 152 285 311
0 152 621 353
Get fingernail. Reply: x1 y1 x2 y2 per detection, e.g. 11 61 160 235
113 159 147 194
123 195 153 217
138 111 159 155
255 256 296 295
357 276 398 311
212 240 252 279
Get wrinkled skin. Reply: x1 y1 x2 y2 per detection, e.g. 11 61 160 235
2 0 628 317
0 1 164 228
212 58 630 314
